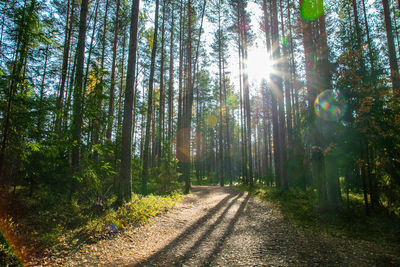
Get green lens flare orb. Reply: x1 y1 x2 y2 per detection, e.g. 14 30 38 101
300 0 324 21
314 90 347 121
282 37 289 47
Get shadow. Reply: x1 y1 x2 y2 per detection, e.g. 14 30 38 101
247 198 345 266
176 192 244 264
201 193 250 266
133 188 241 267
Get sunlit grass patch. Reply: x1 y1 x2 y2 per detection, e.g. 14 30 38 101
52 191 184 253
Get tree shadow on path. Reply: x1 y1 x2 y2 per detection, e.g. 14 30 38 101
132 188 247 267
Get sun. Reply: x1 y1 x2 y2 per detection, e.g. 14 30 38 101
247 46 273 85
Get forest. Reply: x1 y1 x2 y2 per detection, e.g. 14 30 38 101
0 0 400 265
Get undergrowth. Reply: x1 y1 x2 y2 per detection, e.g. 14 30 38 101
238 184 400 245
0 189 184 264
49 191 184 256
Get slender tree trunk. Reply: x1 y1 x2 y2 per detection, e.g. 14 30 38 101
382 0 400 97
217 2 224 187
238 2 253 187
168 2 175 150
119 0 140 202
279 0 293 186
107 0 120 141
142 0 160 195
71 0 89 197
114 32 127 193
181 0 193 193
223 59 232 185
38 45 49 139
92 0 109 147
177 0 184 162
157 0 167 163
0 1 8 55
391 0 400 59
83 0 99 92
361 0 374 68
238 38 246 184
271 0 287 189
56 0 73 133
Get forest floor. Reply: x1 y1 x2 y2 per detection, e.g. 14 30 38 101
34 186 400 266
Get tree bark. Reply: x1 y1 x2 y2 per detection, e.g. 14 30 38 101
142 0 160 195
382 0 400 97
56 0 74 134
119 0 140 202
71 0 89 196
107 0 121 141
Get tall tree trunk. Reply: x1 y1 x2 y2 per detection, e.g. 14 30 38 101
223 58 232 185
382 0 400 97
0 1 8 55
114 32 127 193
38 45 49 139
71 0 89 197
93 0 109 147
142 0 160 195
217 2 224 187
119 0 140 202
181 0 193 193
239 1 253 187
177 0 185 162
56 0 74 134
361 0 374 68
168 1 175 150
271 0 287 189
238 37 246 184
157 0 167 163
280 0 293 184
107 0 121 141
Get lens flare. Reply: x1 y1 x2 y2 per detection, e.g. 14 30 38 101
300 0 324 21
282 37 289 47
314 90 347 121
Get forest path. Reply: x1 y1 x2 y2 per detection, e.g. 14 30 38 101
45 186 400 266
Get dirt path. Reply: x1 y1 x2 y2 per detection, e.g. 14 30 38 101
41 186 400 266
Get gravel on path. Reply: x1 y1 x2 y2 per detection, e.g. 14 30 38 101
39 186 400 266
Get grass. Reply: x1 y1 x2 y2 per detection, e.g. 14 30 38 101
0 188 184 265
47 191 184 256
238 184 400 245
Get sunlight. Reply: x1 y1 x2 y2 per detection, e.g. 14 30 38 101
246 46 273 85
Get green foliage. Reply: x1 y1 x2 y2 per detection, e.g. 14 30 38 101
51 191 183 253
106 191 183 227
239 185 400 245
0 226 21 267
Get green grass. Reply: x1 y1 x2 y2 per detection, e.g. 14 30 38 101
50 191 184 254
238 184 400 245
1 188 184 264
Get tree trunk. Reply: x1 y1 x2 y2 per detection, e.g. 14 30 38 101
157 0 167 163
71 0 89 197
107 0 121 141
119 0 140 202
168 1 175 151
181 0 193 193
142 0 160 195
382 0 400 97
56 0 74 134
38 45 49 139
